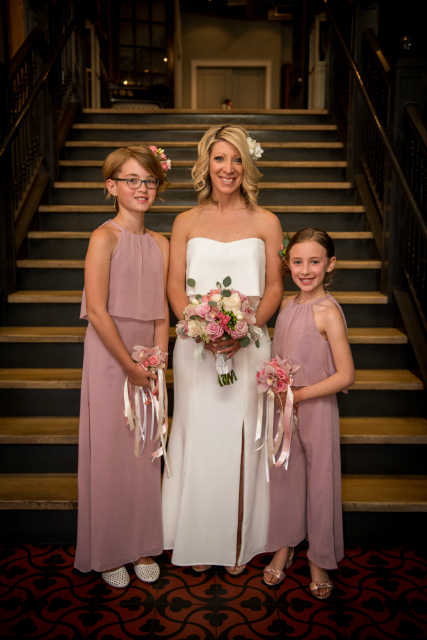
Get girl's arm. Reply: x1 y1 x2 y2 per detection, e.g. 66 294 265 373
254 212 284 327
292 305 355 403
167 212 193 319
152 232 170 355
84 227 156 388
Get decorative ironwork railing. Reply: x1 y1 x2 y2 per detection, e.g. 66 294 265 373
0 1 83 296
404 103 427 325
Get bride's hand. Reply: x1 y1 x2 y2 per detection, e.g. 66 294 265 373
212 336 242 358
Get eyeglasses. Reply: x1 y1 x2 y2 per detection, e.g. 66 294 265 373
114 178 160 189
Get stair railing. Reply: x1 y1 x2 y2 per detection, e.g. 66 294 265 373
403 103 427 329
323 0 427 304
0 7 84 299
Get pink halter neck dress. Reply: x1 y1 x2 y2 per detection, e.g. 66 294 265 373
75 221 165 573
266 292 346 570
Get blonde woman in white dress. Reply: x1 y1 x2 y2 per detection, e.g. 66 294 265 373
163 125 284 574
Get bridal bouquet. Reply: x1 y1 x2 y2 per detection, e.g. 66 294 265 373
176 276 263 386
123 345 170 477
255 356 300 479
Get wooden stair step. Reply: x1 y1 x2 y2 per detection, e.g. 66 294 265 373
0 416 173 443
82 108 329 115
38 204 365 213
1 473 425 511
73 123 338 131
341 475 427 512
7 290 388 304
0 326 405 344
15 259 380 270
65 141 344 149
54 181 351 190
59 160 348 168
0 327 87 342
27 230 373 241
0 368 422 390
340 417 427 444
2 416 425 445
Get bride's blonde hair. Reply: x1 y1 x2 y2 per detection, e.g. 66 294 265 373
191 125 262 208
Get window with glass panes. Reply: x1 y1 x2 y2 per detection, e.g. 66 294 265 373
118 1 167 86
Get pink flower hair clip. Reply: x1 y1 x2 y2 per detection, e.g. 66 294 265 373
148 145 172 174
278 232 291 260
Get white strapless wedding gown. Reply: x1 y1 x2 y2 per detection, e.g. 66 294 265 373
162 237 271 566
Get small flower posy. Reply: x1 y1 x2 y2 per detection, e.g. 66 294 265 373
148 145 172 174
247 136 264 161
278 232 292 260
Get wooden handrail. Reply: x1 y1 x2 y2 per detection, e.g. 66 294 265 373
405 102 427 157
0 10 82 161
323 0 427 244
363 28 392 81
8 28 45 82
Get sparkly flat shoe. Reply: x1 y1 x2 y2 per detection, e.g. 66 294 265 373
225 564 247 576
263 547 294 586
133 561 160 583
192 565 212 572
101 566 130 588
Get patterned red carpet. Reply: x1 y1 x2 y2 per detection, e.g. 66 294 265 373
1 543 426 639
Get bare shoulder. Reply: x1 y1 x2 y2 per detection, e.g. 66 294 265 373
147 229 169 253
279 294 297 311
253 206 282 236
89 224 118 252
171 206 202 237
314 299 345 329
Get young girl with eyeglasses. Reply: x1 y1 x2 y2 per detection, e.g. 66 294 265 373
74 146 170 588
263 228 355 599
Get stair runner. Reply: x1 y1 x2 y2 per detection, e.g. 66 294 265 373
0 108 426 545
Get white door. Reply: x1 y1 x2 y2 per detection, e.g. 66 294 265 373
196 67 266 109
308 13 327 110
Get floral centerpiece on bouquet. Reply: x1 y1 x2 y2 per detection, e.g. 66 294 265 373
176 276 263 386
255 356 300 480
123 345 170 477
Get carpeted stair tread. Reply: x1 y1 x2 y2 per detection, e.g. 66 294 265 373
16 259 380 269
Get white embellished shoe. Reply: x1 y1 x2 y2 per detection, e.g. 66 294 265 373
101 566 130 588
133 561 160 583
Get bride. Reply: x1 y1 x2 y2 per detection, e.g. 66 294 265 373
162 125 284 573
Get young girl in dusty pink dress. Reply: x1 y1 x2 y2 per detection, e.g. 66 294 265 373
263 228 355 599
74 146 170 588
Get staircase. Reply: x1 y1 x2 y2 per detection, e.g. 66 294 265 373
1 108 426 545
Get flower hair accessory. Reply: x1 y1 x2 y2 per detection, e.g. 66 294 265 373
278 232 291 259
247 136 264 161
148 145 171 173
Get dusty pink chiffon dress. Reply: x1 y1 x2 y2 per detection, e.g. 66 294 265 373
266 292 345 570
74 220 165 573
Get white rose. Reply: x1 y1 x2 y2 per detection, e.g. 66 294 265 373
191 298 199 305
246 136 264 161
222 292 242 313
187 319 202 338
211 294 222 303
236 311 243 320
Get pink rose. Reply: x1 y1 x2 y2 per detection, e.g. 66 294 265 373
276 379 286 393
209 288 221 296
142 359 150 368
195 302 210 318
206 321 224 340
219 315 230 328
161 161 169 172
160 152 167 159
202 295 209 302
275 367 286 379
148 355 159 367
148 145 158 154
242 304 256 324
230 320 248 339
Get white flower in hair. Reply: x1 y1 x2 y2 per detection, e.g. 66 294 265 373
247 136 264 161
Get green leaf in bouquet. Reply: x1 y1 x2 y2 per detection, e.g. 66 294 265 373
189 315 198 320
221 289 231 297
255 339 260 348
222 276 232 287
216 281 221 288
187 278 196 288
195 294 202 301
239 336 250 348
176 327 185 335
208 301 217 307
